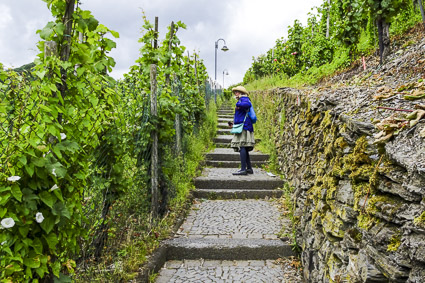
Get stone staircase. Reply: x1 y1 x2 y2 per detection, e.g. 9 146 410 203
154 104 298 282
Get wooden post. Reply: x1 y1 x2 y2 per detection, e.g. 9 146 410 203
154 17 159 50
165 21 175 86
326 0 331 38
44 41 58 58
150 64 159 219
418 0 425 29
60 0 75 62
174 73 182 155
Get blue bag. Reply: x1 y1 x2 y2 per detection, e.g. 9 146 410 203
248 106 257 124
231 113 248 134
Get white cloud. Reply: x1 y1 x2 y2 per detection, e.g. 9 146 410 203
0 5 12 29
0 0 323 85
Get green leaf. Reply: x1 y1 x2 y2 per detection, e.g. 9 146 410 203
52 261 61 278
11 184 22 202
109 29 119 38
22 188 39 202
32 157 46 167
47 124 60 137
18 155 27 166
0 207 7 218
52 202 70 219
40 215 55 234
87 17 99 31
39 22 55 39
25 163 35 177
39 191 56 208
44 233 58 250
23 256 41 268
55 22 65 36
32 238 43 254
0 186 11 193
54 273 72 283
39 104 53 113
0 193 11 206
61 140 79 153
46 162 67 178
35 70 47 79
19 226 29 237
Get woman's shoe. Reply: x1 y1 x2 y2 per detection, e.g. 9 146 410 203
232 170 247 175
246 168 254 174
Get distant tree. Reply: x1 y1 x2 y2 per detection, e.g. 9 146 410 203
13 62 35 73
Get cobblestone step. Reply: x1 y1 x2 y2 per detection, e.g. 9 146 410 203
218 117 233 123
166 200 292 260
218 110 233 115
165 238 294 261
203 160 266 168
155 259 297 283
215 142 230 148
194 168 284 190
217 128 231 135
217 122 230 129
205 148 269 162
218 114 233 119
194 189 283 199
214 134 261 144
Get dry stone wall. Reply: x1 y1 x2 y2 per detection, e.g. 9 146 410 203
251 87 425 283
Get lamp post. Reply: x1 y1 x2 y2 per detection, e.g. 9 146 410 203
214 38 229 103
223 69 229 89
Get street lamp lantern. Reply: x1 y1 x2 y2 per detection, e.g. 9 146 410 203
214 38 229 102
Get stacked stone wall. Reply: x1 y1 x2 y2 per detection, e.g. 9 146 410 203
252 87 425 282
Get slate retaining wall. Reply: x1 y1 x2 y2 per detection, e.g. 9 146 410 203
251 87 425 282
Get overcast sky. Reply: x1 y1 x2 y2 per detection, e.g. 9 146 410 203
0 0 323 87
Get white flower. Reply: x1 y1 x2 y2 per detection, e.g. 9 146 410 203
50 184 59 191
7 176 21 182
60 133 66 140
35 212 44 223
52 169 57 177
1 241 6 245
1 218 15 229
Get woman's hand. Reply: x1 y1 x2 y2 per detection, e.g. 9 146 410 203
228 121 233 128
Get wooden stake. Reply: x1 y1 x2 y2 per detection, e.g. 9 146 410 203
154 17 159 49
150 64 159 219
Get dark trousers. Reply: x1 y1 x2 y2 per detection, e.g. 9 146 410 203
239 147 252 171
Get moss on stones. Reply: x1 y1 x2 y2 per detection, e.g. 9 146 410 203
387 233 401 252
413 210 425 228
357 213 379 230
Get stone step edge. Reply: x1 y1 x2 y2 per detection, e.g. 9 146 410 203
205 154 269 162
165 238 295 260
193 189 283 199
194 179 284 191
203 160 266 168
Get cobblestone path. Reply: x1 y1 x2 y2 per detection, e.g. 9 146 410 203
156 260 290 283
155 105 302 282
177 200 282 239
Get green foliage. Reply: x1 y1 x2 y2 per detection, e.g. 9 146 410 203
244 0 423 88
1 1 119 280
1 2 212 282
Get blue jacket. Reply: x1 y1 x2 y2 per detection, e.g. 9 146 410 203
233 96 253 132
